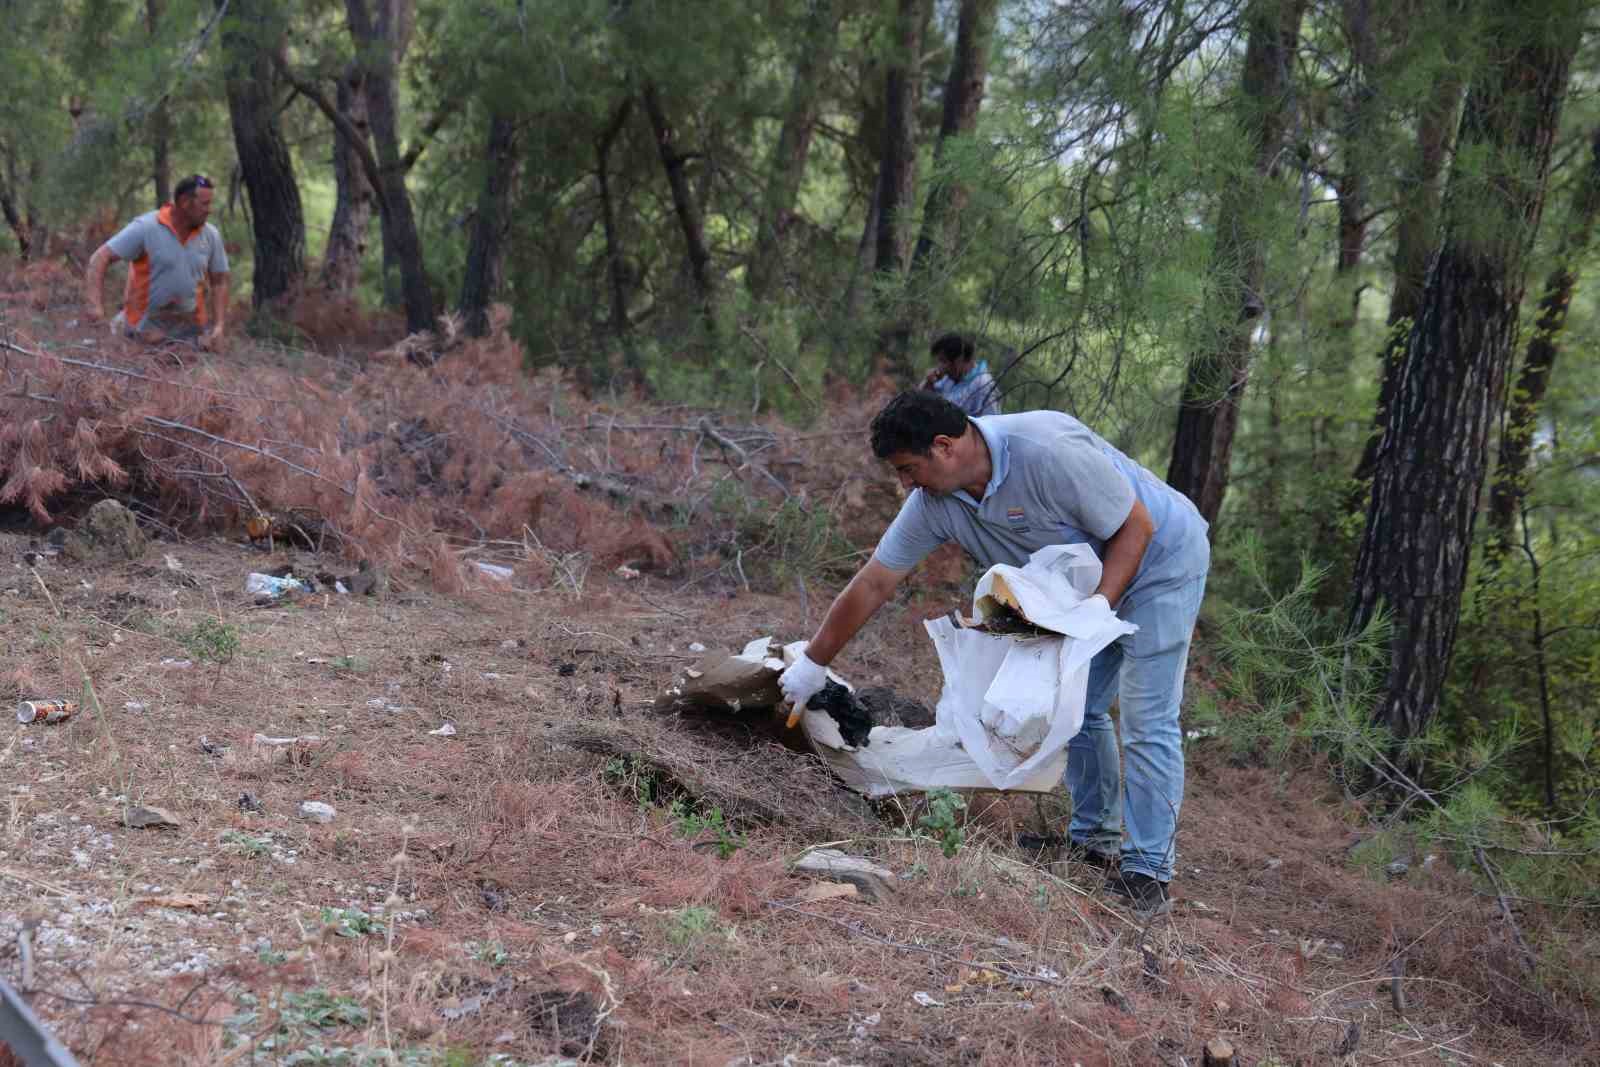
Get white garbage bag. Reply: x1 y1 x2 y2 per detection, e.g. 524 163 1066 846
799 544 1137 796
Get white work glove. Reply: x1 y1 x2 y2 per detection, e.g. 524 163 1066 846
778 652 829 711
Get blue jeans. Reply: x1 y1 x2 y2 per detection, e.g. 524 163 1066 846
1065 567 1207 882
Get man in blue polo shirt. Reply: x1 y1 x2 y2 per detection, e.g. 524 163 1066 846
780 390 1209 914
920 332 1001 416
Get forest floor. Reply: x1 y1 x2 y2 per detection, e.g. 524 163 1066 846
1 266 1595 1066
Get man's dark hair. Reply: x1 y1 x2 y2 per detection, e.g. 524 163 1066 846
174 173 214 203
930 331 975 362
871 390 970 458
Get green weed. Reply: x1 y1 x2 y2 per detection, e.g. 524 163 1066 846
918 789 969 859
179 616 241 665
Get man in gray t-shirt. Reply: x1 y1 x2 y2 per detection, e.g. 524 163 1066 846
779 390 1210 914
83 173 230 349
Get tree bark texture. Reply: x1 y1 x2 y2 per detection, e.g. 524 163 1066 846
1346 0 1579 744
1165 0 1306 528
910 0 998 273
596 99 635 346
874 0 929 282
346 0 434 335
458 113 518 338
641 81 717 330
218 0 306 308
147 0 171 207
1350 27 1464 494
0 180 27 259
1483 124 1600 570
321 63 373 294
747 0 839 299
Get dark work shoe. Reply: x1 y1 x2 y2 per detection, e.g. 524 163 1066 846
1062 839 1119 870
1105 871 1172 916
1016 831 1064 863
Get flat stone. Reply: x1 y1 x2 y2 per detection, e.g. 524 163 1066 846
797 880 859 904
299 801 336 823
794 849 896 901
123 805 181 829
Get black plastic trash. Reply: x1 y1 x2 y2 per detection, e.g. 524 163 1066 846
807 680 874 747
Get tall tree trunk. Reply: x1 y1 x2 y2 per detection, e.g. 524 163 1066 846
874 0 932 377
219 0 306 308
909 0 998 273
875 0 929 280
641 81 717 333
748 0 839 299
458 113 518 338
1346 0 1578 746
1350 41 1463 496
1166 0 1306 528
841 177 881 329
321 63 373 295
147 0 171 207
0 147 27 258
1483 124 1600 571
347 0 434 335
596 99 635 350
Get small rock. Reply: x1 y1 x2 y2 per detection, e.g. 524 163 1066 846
346 561 388 597
798 880 859 904
59 500 149 563
124 701 147 713
688 642 707 653
237 793 263 814
1385 859 1410 880
500 639 519 651
794 849 897 901
299 801 336 823
123 805 181 829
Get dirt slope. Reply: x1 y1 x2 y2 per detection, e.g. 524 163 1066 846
0 263 1593 1066
0 528 1591 1067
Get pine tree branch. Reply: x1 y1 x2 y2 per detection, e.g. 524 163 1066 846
269 53 391 216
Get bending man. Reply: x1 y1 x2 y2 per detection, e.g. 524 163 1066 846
84 173 229 349
779 391 1209 915
920 332 1001 417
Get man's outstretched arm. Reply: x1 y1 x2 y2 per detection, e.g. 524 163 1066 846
779 558 907 707
83 244 119 321
808 558 907 665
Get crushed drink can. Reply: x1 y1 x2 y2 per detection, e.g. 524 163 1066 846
17 699 77 725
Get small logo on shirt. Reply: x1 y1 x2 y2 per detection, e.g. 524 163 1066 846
1006 506 1030 533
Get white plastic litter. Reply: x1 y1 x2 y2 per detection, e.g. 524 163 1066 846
428 723 457 737
473 561 514 581
246 572 306 598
